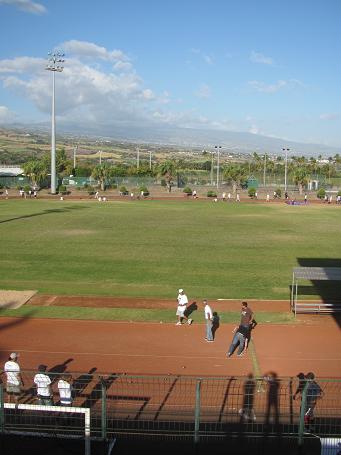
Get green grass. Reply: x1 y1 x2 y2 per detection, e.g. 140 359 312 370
0 305 295 324
0 199 340 300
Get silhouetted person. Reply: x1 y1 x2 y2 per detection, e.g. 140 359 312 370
293 372 306 401
212 312 220 339
239 373 256 421
264 372 280 427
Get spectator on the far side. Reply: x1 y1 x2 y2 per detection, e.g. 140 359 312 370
3 352 24 404
58 374 73 406
34 365 53 406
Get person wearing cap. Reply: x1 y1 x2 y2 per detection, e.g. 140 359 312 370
3 352 24 404
176 288 192 325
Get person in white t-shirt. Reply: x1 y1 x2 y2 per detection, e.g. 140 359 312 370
176 289 192 325
3 352 24 403
58 374 73 406
203 300 214 342
34 365 53 406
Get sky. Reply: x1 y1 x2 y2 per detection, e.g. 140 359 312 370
0 0 340 147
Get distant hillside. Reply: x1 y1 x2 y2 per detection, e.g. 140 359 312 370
1 122 340 158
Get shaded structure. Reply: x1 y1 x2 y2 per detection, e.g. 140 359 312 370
291 267 341 316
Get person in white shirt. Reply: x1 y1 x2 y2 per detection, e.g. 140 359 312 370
3 352 24 403
176 289 192 325
203 300 214 342
58 374 73 406
34 365 53 406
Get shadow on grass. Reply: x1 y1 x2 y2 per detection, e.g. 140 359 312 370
0 205 88 224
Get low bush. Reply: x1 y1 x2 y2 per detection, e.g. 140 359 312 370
207 190 217 198
139 185 150 196
58 185 69 195
119 185 129 195
248 187 256 198
317 188 326 199
275 188 282 198
183 186 192 195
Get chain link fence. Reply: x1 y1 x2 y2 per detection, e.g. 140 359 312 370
1 371 340 450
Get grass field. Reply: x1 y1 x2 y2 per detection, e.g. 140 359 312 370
0 199 340 300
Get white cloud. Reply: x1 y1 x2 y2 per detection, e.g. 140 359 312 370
248 79 306 93
190 48 213 65
194 83 211 99
0 0 46 14
0 41 172 128
62 40 129 63
250 50 273 65
320 112 339 121
0 105 15 122
249 124 261 134
248 80 286 93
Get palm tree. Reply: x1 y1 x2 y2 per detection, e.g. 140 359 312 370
22 160 47 188
158 160 176 192
91 163 112 191
292 167 309 194
223 163 247 194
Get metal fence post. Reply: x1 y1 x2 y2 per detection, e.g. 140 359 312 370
194 378 201 445
298 382 308 446
0 384 4 433
101 377 107 441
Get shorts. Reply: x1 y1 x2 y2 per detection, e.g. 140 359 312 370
176 306 186 317
6 383 21 395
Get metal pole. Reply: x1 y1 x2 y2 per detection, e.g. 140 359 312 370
216 146 221 189
73 145 77 169
51 70 56 194
137 148 140 169
263 154 267 187
99 150 102 166
101 378 107 441
46 51 64 195
0 384 4 433
149 150 152 170
283 148 289 192
298 382 308 446
194 379 201 444
211 152 214 185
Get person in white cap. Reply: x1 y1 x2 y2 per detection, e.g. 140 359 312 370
176 289 192 325
3 352 24 404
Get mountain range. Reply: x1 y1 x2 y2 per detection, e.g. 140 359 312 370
2 121 340 157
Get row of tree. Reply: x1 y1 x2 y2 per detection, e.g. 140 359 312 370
21 148 340 194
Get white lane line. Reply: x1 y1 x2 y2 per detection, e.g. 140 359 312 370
0 349 232 360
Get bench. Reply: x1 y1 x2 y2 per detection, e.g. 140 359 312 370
293 302 341 316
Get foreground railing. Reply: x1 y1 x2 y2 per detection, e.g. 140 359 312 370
1 372 340 451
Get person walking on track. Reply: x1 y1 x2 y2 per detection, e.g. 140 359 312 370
176 289 192 325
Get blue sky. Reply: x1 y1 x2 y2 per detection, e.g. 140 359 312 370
0 0 340 147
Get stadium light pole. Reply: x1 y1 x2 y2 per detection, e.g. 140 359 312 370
215 145 222 188
73 144 78 169
46 51 64 194
149 150 152 170
282 148 290 192
210 150 215 185
136 147 140 169
263 153 267 187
